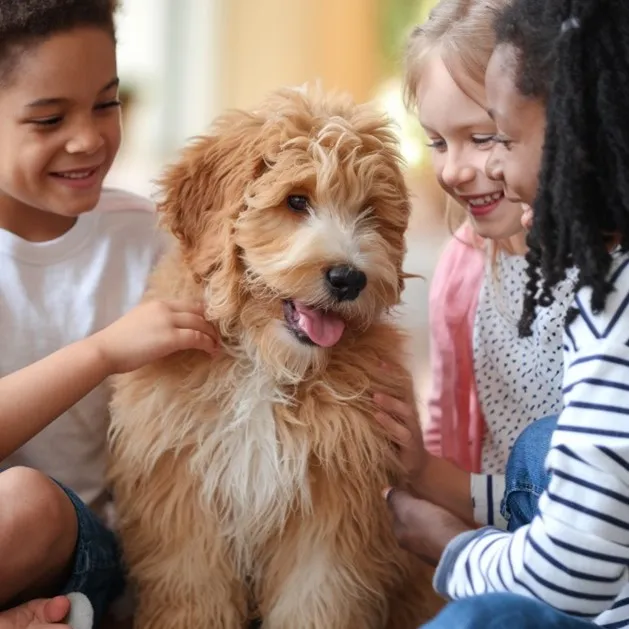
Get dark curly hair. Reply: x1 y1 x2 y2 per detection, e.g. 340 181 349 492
0 0 119 85
493 0 629 336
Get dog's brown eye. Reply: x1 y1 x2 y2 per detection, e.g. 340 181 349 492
287 195 309 212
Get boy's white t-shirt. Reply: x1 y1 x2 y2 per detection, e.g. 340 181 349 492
0 188 166 516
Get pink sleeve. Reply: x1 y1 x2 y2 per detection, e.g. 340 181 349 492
424 223 485 472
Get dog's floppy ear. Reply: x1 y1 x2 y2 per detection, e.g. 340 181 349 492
157 110 269 326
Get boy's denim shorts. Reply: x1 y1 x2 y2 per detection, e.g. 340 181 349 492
55 481 126 626
0 468 125 626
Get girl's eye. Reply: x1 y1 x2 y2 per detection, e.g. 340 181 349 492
426 138 446 151
471 135 495 146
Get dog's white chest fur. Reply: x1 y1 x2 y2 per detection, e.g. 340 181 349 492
191 366 310 570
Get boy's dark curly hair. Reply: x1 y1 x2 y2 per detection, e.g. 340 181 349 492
0 0 119 85
493 0 629 336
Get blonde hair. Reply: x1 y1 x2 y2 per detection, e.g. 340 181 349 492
403 0 515 257
404 0 505 112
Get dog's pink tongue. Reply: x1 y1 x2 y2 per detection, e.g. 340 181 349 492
294 301 345 347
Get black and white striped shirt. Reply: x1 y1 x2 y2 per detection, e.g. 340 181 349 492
434 253 629 627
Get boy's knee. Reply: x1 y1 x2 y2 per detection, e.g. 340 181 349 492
0 467 77 551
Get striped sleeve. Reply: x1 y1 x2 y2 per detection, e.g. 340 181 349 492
471 473 507 528
434 255 629 619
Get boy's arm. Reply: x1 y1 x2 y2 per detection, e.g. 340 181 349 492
0 299 218 460
0 337 114 460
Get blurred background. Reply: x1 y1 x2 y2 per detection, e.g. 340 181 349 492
107 0 449 407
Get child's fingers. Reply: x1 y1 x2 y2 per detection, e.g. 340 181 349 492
521 203 533 230
174 328 219 354
374 393 414 423
171 313 218 338
374 411 412 446
28 596 71 623
158 299 207 317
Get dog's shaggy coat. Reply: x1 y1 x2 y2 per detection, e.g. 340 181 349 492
108 86 438 628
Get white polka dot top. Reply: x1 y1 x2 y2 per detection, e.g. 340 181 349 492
473 251 575 474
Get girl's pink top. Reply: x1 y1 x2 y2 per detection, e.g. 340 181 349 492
423 222 486 473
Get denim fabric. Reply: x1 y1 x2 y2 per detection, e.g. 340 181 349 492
501 415 557 532
55 481 125 627
422 593 595 628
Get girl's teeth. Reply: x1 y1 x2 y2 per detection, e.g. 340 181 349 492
468 192 502 206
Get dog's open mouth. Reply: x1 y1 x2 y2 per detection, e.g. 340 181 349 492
282 300 345 348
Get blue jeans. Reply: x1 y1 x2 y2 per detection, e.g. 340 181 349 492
423 416 596 628
422 593 595 628
502 415 555 531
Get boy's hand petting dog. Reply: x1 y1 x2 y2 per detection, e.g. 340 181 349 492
91 299 220 375
383 487 471 565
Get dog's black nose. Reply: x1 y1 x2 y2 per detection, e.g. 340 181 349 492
326 265 367 301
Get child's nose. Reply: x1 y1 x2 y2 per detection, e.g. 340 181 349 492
65 122 104 155
441 154 475 188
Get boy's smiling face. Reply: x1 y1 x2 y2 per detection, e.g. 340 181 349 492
0 26 121 226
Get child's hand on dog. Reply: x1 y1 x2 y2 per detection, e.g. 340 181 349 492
382 487 470 565
373 384 428 494
374 367 476 526
521 203 533 230
91 299 219 374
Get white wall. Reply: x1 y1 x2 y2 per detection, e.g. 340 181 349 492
108 0 223 196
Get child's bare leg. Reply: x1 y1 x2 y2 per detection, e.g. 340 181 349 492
0 467 77 604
